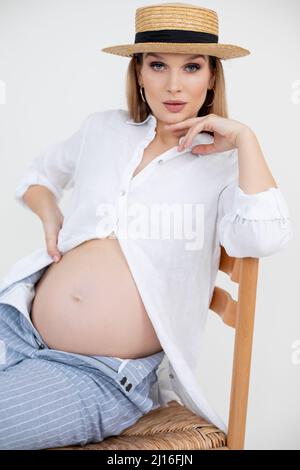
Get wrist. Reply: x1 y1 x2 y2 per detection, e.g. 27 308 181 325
40 205 63 225
235 126 255 149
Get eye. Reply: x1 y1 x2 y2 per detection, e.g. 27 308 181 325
149 62 201 73
149 62 165 71
185 63 201 72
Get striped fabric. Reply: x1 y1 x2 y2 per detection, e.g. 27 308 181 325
0 301 165 450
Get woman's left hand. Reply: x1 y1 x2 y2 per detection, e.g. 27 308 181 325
165 113 250 154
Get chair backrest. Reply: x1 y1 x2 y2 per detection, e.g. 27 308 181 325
209 245 259 450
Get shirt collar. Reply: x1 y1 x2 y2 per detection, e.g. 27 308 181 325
126 113 155 126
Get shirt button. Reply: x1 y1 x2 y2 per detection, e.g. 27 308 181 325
169 373 174 379
158 159 164 164
38 343 45 350
120 189 126 196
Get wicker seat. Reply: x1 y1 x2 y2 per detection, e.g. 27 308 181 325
48 246 259 451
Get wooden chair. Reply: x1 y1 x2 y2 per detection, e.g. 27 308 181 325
48 246 259 451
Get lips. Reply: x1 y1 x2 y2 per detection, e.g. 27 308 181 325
163 101 186 105
163 102 186 113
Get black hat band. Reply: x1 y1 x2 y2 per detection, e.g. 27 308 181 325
135 29 219 44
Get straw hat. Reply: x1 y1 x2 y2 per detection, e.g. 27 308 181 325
101 2 250 60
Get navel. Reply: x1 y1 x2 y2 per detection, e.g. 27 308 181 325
71 292 82 303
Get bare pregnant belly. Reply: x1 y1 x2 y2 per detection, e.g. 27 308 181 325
30 238 163 359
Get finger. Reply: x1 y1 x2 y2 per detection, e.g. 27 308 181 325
45 235 61 261
180 126 202 148
178 122 206 150
49 250 61 262
47 248 61 261
191 143 216 155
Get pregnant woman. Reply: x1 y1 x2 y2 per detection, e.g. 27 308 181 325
0 3 293 450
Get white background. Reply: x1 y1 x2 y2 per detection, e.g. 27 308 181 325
0 0 299 449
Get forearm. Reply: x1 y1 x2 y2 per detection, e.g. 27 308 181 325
236 127 278 194
22 184 62 222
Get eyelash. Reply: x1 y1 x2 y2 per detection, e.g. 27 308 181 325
149 62 201 73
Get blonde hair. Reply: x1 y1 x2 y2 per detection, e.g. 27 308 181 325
125 53 228 126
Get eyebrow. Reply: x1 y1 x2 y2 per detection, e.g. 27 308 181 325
144 53 206 61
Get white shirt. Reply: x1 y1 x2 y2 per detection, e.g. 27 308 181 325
0 109 293 433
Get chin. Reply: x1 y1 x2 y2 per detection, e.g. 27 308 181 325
164 112 187 120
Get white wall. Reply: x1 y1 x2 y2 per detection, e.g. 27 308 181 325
0 0 299 449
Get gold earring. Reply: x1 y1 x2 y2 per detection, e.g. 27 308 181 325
139 86 146 103
206 88 215 107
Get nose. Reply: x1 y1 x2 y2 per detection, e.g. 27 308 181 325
167 70 182 94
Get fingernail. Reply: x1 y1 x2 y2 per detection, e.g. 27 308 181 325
53 255 60 262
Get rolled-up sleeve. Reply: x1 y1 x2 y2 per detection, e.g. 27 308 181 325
217 183 294 258
15 114 92 209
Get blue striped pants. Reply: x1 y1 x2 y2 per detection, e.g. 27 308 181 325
0 273 165 450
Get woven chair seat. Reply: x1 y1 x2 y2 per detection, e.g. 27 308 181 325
48 400 227 450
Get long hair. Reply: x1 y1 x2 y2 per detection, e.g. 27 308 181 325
125 53 228 128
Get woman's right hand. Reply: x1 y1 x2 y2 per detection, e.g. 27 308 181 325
42 209 64 263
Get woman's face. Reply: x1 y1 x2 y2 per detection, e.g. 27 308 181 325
136 52 215 128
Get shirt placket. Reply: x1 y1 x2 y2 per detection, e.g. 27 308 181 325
105 131 152 238
108 129 188 239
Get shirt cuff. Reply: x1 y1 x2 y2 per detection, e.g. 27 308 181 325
15 176 62 209
231 186 291 221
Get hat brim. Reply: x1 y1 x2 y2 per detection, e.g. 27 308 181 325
101 42 250 60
